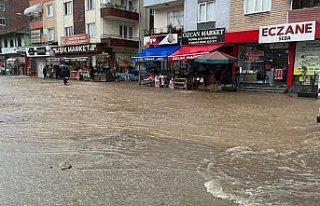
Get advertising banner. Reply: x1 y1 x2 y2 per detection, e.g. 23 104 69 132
294 40 320 76
144 34 178 47
182 28 225 45
52 44 97 55
61 34 90 46
259 21 316 44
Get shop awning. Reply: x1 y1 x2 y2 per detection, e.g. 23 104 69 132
131 45 180 62
168 44 222 61
24 4 42 15
195 51 237 64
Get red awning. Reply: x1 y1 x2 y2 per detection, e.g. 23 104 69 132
168 44 222 61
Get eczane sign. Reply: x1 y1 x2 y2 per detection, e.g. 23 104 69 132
259 21 316 44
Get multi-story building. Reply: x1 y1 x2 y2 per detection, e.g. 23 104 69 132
25 0 151 79
141 0 320 91
0 0 30 74
25 0 57 77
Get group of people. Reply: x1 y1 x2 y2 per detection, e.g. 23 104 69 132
0 65 20 76
43 64 70 85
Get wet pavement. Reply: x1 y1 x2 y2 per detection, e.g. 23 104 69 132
0 76 320 205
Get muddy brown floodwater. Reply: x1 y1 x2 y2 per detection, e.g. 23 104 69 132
0 76 319 205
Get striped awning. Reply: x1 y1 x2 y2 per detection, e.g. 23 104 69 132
24 4 42 15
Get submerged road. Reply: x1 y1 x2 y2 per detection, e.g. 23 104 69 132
0 76 319 205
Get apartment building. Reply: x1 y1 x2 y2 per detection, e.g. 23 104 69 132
25 0 151 78
0 0 30 74
25 0 57 77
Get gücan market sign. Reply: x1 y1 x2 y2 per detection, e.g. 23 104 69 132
52 44 97 55
182 28 225 45
259 21 316 44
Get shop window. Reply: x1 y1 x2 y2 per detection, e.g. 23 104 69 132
245 0 271 14
0 3 5 11
0 17 6 26
86 23 96 37
86 0 95 10
167 10 184 28
292 0 320 9
238 44 289 86
64 1 72 15
46 4 53 17
47 28 54 41
65 26 74 36
198 1 215 23
17 37 22 47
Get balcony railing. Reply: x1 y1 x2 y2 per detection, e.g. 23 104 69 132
101 1 138 12
101 33 139 41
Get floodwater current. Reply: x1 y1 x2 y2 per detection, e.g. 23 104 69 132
0 76 319 205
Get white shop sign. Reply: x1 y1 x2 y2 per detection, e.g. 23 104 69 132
259 21 316 44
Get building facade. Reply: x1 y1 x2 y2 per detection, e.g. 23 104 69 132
142 0 320 91
0 0 30 74
25 0 151 79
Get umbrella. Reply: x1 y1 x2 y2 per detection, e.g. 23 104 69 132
195 51 237 64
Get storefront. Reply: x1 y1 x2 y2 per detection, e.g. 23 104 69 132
52 43 110 81
168 28 232 90
132 33 181 85
225 21 319 89
27 46 52 77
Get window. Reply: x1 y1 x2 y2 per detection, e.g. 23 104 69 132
119 25 133 39
245 0 271 14
293 0 320 9
3 39 7 48
10 39 14 47
0 3 5 11
86 0 95 10
198 1 214 23
64 1 72 15
47 28 54 41
0 17 6 26
86 23 96 37
17 37 22 47
167 10 184 27
46 4 53 17
65 26 74 36
150 9 154 15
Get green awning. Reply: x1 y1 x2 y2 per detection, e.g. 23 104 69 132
195 51 237 64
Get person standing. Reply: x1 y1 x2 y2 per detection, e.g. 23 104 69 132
61 66 70 85
43 66 48 79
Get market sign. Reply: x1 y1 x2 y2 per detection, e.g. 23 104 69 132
60 34 89 46
144 33 178 47
259 21 316 44
52 44 97 55
182 28 225 45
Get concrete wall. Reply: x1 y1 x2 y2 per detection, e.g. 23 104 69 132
43 1 57 42
144 0 181 7
184 0 197 31
153 5 183 29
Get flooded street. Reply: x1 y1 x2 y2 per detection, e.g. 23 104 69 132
0 76 320 205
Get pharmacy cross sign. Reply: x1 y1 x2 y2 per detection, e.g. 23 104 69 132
259 21 316 44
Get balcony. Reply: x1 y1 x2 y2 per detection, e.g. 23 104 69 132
288 6 320 23
144 0 183 9
100 2 139 22
101 34 139 49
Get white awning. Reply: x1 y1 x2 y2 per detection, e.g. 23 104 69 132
24 4 42 15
